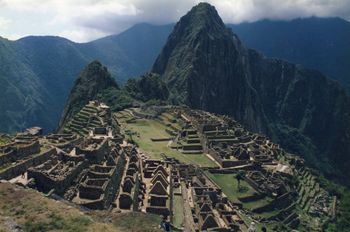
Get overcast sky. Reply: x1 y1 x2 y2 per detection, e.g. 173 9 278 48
0 0 349 42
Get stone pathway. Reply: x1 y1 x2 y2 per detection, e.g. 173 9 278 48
205 153 221 167
180 181 196 232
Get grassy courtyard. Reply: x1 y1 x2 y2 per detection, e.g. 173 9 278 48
205 172 256 203
205 172 276 209
205 172 280 229
118 114 217 167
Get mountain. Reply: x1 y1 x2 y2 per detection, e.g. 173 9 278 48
124 73 169 102
0 24 172 134
1 15 350 134
229 17 350 92
83 23 173 83
58 62 170 130
0 37 56 133
152 3 350 183
58 61 119 129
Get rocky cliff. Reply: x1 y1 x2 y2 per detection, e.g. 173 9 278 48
152 3 350 182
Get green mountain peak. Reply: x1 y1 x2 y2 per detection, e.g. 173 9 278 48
58 61 119 130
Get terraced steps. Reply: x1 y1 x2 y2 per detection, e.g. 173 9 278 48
186 138 200 144
78 111 92 118
82 106 98 114
162 113 177 123
181 150 203 155
204 130 227 136
62 103 108 136
182 143 203 151
207 135 236 140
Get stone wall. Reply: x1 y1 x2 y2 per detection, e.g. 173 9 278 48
46 134 83 150
28 158 87 195
79 179 109 200
0 148 56 180
252 192 293 213
76 138 109 163
132 176 140 211
238 193 266 202
0 141 40 166
16 140 41 157
0 149 16 166
78 154 124 210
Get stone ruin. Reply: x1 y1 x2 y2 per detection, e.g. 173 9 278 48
0 139 40 167
164 108 335 230
0 103 337 232
63 101 112 136
142 159 171 216
45 134 82 150
25 127 43 136
27 150 87 194
118 146 143 210
189 170 246 231
0 132 55 181
176 108 283 169
0 102 133 211
75 137 109 164
73 165 118 209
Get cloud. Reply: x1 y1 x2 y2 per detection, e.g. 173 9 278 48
0 0 349 42
0 17 11 30
59 28 109 43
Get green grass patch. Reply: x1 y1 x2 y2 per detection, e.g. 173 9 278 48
24 213 92 232
111 212 161 232
205 172 275 212
120 117 216 167
205 172 256 203
173 194 184 228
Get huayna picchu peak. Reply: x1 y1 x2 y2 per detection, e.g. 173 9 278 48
0 2 349 232
152 3 350 186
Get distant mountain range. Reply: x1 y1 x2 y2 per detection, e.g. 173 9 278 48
0 24 171 133
1 14 350 133
229 17 350 92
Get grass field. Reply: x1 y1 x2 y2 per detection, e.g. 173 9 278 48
119 117 217 167
205 172 275 209
205 172 256 203
0 182 161 232
172 194 184 228
205 172 280 230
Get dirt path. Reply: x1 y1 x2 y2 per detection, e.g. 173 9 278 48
181 182 196 232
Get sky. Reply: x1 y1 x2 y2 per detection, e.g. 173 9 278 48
0 0 349 42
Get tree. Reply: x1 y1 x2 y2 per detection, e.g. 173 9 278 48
235 171 245 191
